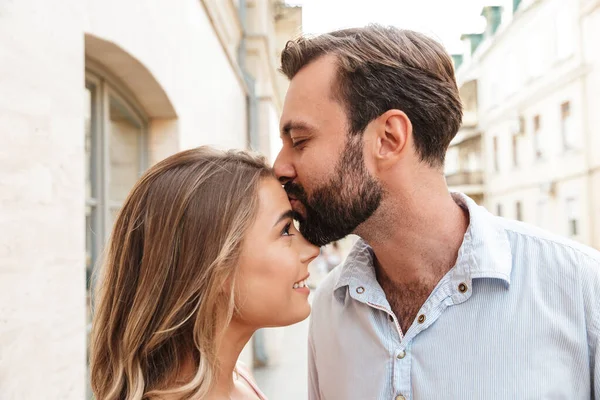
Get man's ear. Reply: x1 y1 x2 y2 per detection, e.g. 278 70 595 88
374 109 412 164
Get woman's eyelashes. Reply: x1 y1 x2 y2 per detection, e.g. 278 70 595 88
281 221 295 237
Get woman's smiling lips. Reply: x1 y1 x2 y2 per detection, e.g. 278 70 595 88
293 273 311 294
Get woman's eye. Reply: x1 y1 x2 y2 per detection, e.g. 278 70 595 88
281 222 294 237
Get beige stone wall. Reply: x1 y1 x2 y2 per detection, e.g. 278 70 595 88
0 0 303 396
275 6 302 105
84 0 248 152
0 0 87 398
246 1 301 162
0 0 277 397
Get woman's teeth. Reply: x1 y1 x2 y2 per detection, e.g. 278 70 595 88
293 279 307 289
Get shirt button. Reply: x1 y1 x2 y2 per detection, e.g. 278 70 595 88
396 395 406 400
458 282 468 293
417 314 426 324
397 350 406 359
356 286 365 294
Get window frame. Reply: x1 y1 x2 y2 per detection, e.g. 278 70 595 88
84 62 148 296
565 197 579 237
533 114 543 160
560 101 575 151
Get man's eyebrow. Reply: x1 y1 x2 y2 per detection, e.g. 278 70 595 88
281 120 314 136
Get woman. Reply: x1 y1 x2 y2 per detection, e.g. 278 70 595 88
90 146 319 399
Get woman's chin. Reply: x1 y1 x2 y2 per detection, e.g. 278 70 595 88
269 303 312 327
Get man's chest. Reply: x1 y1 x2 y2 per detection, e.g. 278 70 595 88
382 281 435 334
313 297 589 400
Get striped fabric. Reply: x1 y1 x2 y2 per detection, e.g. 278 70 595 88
308 193 600 400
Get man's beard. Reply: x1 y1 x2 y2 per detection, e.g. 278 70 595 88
284 136 383 247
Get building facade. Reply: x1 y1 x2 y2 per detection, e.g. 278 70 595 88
0 0 300 398
452 0 600 250
445 73 485 205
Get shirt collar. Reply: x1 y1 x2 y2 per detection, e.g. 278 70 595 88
333 193 513 302
451 192 513 283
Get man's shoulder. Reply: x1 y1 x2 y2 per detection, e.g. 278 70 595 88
311 238 370 308
312 262 343 307
496 216 600 269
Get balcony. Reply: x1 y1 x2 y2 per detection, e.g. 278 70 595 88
445 170 485 199
462 110 478 128
446 170 484 186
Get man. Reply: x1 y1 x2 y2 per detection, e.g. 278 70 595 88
274 25 600 399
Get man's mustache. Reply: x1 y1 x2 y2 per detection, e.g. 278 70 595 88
283 182 308 203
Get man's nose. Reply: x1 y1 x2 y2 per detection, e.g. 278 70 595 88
273 147 296 185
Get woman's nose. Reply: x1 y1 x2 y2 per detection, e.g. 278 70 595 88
300 237 320 265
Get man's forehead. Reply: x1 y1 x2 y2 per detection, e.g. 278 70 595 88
287 55 337 93
280 90 322 133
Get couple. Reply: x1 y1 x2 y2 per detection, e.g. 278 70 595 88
90 26 600 399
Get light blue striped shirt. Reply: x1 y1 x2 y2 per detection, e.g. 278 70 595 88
308 193 600 399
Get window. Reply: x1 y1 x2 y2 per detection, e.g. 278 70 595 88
84 84 98 293
536 198 547 228
533 115 543 159
85 71 148 294
85 69 148 357
496 203 503 217
565 197 579 237
445 147 460 176
561 101 576 150
516 201 523 221
512 134 519 167
493 136 499 173
466 150 481 173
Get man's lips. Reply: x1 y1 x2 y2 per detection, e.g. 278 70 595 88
288 198 306 217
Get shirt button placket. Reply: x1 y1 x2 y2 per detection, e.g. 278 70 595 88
394 345 412 400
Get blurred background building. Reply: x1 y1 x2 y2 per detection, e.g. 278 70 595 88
0 0 301 398
447 0 600 250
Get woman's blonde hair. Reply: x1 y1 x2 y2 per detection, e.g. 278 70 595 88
90 146 272 399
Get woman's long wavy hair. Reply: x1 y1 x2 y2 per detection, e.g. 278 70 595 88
90 146 272 399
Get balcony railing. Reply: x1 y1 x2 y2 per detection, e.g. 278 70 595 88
445 170 484 186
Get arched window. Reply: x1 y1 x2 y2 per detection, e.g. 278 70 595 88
84 64 148 318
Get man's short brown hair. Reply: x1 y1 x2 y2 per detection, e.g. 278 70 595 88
280 25 463 168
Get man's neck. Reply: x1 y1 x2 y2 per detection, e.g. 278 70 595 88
356 185 468 333
358 188 469 288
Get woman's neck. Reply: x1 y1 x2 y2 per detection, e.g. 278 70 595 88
209 320 255 398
